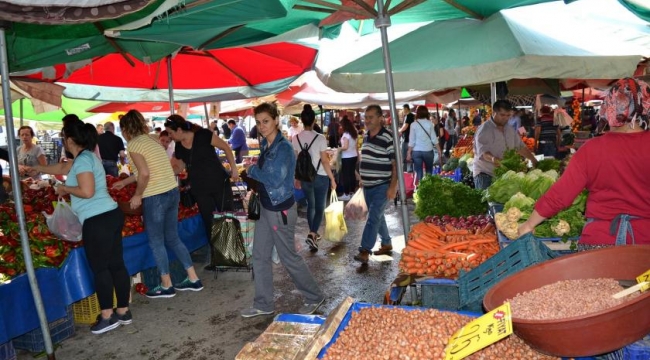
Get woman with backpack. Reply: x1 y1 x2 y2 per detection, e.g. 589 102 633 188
406 105 443 185
292 104 337 251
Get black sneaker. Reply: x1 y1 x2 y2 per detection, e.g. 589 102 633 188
114 309 133 325
90 313 120 335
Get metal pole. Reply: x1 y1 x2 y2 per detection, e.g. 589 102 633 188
167 55 174 115
203 102 209 128
375 0 410 237
0 27 56 359
19 97 23 127
490 82 497 105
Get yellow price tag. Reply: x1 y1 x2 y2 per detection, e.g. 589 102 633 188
445 303 513 360
636 269 650 292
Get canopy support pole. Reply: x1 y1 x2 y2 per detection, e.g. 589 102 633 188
167 55 175 115
0 26 56 360
376 0 410 238
19 97 23 127
490 82 497 105
203 102 210 128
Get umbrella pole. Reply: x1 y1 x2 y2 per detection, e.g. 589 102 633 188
167 55 175 115
376 0 410 237
0 26 56 359
203 102 209 128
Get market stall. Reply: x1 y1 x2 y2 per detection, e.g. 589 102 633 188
0 177 206 344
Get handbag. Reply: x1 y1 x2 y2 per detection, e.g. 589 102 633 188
247 191 261 220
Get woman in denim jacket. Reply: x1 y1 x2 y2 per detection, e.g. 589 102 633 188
240 103 325 318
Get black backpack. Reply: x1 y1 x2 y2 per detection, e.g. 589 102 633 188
295 135 321 182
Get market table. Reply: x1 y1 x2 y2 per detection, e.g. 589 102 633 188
0 214 207 343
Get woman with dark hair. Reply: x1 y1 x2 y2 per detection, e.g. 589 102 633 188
164 114 238 271
240 102 324 317
406 105 443 185
115 110 203 297
338 116 358 200
16 125 47 179
292 104 337 250
30 119 131 334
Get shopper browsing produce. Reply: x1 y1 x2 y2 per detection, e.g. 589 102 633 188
30 119 132 334
165 114 237 271
473 100 537 190
116 110 203 298
518 78 650 247
240 103 324 318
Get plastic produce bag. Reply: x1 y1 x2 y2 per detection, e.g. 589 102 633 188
43 200 82 242
344 188 368 221
324 193 347 242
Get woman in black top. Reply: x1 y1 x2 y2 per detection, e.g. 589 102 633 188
165 115 238 269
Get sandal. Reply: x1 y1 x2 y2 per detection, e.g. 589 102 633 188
306 234 318 252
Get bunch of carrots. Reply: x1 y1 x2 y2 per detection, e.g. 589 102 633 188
399 222 499 279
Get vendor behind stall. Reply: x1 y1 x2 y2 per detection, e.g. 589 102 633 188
17 126 47 179
519 78 650 248
472 100 537 189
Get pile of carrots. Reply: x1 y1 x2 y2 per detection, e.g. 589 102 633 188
399 222 499 279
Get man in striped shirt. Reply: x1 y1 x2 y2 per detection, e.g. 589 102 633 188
354 105 398 264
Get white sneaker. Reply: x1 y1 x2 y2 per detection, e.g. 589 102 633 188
338 194 351 201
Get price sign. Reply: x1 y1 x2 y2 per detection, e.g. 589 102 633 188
445 303 513 360
636 269 650 292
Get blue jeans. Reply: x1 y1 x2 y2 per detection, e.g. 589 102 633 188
142 188 193 276
412 150 434 183
401 141 412 172
359 182 391 253
474 173 493 190
301 175 330 234
538 142 557 158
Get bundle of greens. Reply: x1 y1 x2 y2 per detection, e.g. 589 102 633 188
535 158 561 172
414 176 487 219
483 170 525 203
493 149 528 178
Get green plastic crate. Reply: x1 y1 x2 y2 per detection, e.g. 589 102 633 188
458 235 558 311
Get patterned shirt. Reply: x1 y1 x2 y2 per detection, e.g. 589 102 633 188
359 127 395 187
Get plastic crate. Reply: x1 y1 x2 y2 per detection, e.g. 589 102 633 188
420 278 461 311
625 334 650 360
458 235 558 311
432 166 462 182
13 306 75 353
72 292 118 324
141 259 188 289
0 341 15 360
497 230 578 255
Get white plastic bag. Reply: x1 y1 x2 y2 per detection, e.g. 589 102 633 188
344 188 368 221
324 193 347 242
43 200 82 242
